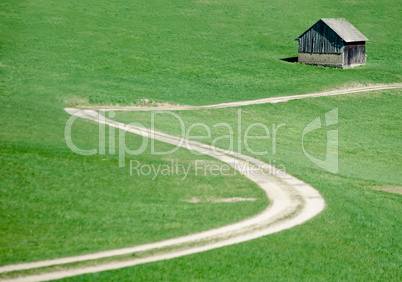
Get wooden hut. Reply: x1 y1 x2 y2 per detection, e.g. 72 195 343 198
296 18 369 68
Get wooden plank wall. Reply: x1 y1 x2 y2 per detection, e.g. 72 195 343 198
344 43 366 65
298 20 344 54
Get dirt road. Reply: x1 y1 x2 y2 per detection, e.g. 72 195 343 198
2 84 400 281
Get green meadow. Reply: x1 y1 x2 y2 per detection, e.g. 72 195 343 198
102 89 401 280
0 0 401 280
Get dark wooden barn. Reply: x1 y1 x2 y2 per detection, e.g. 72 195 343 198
296 18 369 68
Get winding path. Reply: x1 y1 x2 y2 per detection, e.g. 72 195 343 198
1 84 400 281
77 84 402 111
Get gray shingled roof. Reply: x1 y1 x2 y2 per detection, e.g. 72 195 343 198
296 18 369 42
321 18 369 42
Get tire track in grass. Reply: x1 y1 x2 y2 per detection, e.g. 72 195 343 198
0 109 325 282
4 85 399 281
76 84 402 111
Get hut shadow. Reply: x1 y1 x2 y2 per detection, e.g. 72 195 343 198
280 57 298 63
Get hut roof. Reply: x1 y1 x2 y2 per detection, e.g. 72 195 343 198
296 18 369 43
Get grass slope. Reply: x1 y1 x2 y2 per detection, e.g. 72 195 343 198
0 0 401 280
71 89 402 281
0 112 267 265
1 0 400 107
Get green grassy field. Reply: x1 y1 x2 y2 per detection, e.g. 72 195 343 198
0 0 401 280
86 89 400 281
0 123 268 265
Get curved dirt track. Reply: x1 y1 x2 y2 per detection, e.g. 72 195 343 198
0 109 325 282
1 84 400 281
77 84 402 111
